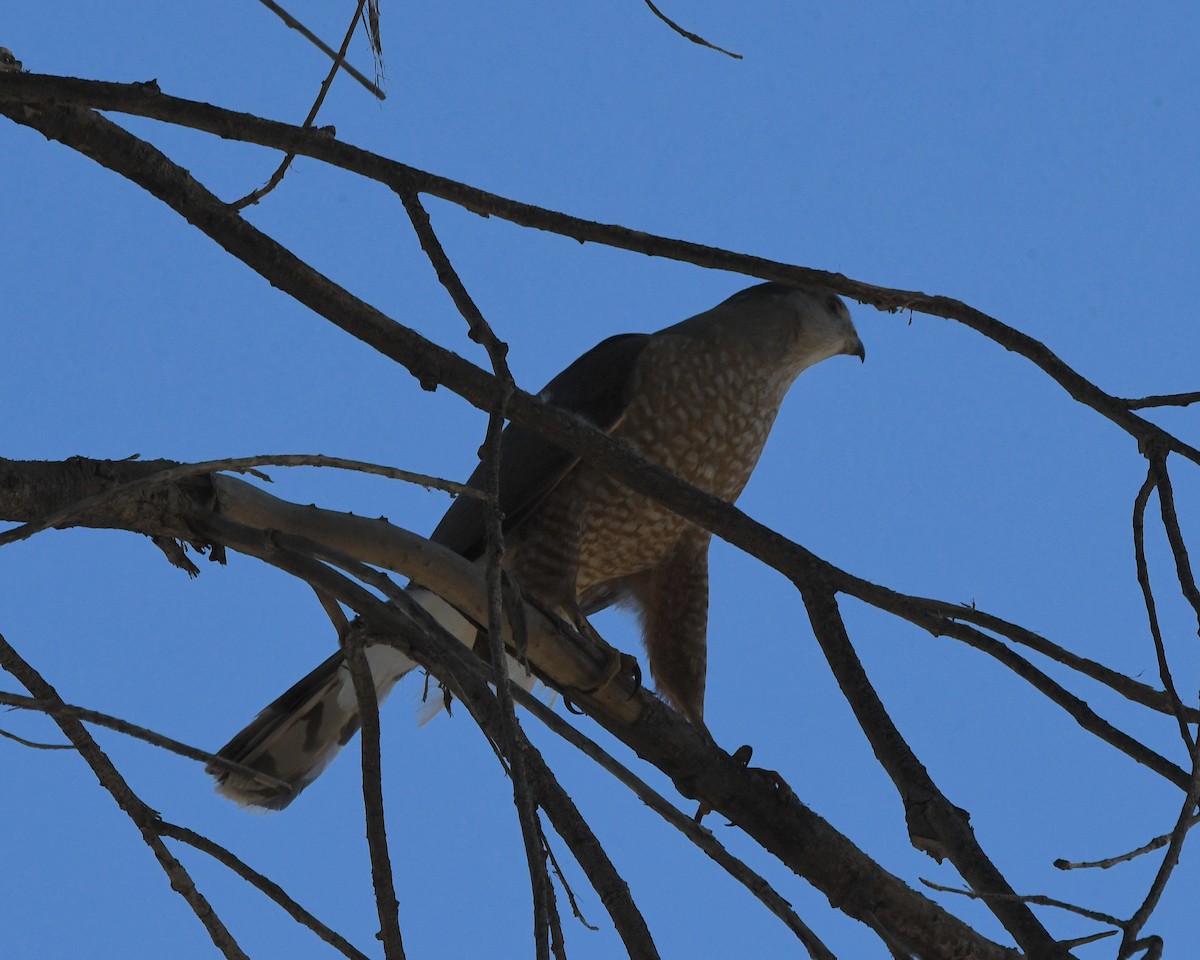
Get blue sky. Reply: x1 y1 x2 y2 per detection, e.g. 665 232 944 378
3 2 1199 957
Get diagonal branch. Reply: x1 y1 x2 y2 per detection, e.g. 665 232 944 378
159 820 373 960
252 0 384 97
0 634 250 960
2 72 1196 470
841 574 1200 722
0 690 292 792
511 685 837 958
642 1 743 59
795 585 1068 958
233 0 371 208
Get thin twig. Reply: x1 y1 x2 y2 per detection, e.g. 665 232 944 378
1054 809 1200 871
540 827 598 931
160 821 373 960
1122 391 1200 410
920 878 1124 927
0 691 292 792
341 622 407 960
907 616 1189 790
835 575 1193 788
643 1 743 59
233 0 368 209
253 0 384 98
0 724 73 749
1132 461 1194 752
843 572 1200 722
1121 721 1200 954
0 634 249 960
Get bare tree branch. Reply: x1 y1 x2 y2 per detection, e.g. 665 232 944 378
1054 810 1200 871
2 72 1195 471
0 634 250 960
642 1 743 59
795 586 1068 958
511 685 837 958
1121 391 1200 410
1132 461 1194 752
1152 455 1200 634
0 724 73 749
1121 731 1200 956
233 0 370 208
0 453 479 551
252 0 384 97
340 622 407 959
400 186 555 958
921 877 1125 928
159 821 373 960
0 691 292 792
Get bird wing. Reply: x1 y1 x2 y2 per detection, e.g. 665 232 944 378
428 331 651 560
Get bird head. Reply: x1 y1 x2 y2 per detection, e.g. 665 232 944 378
715 282 865 374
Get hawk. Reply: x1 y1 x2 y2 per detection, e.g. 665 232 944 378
210 283 864 808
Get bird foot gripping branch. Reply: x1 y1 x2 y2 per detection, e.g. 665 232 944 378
571 616 642 698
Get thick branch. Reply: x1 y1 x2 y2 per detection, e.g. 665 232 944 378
196 507 1012 958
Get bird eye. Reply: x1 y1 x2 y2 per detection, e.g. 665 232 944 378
825 294 843 315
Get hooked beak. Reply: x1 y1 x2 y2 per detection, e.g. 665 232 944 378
846 335 866 363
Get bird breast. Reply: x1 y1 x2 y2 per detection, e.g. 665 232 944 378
568 334 794 591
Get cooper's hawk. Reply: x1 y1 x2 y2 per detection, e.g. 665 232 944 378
210 283 864 808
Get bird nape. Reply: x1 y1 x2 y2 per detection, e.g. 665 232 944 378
208 282 865 809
